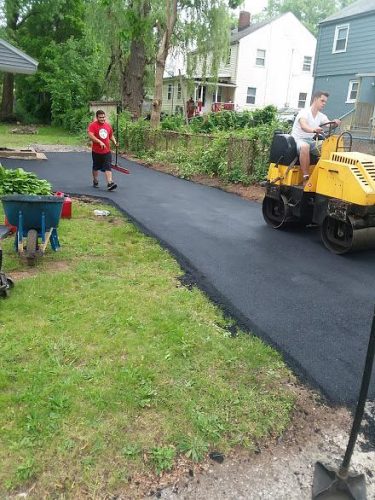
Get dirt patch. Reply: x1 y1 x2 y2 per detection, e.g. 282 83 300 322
103 384 374 499
155 394 374 500
8 260 71 281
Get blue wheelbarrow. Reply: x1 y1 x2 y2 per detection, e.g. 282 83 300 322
1 194 64 265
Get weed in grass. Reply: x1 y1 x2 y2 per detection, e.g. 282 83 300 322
16 457 36 481
149 446 176 475
178 436 209 462
122 443 142 458
138 379 158 408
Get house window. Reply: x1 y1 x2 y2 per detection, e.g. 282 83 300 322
226 48 231 65
177 83 181 100
303 56 312 72
246 87 256 104
255 49 265 67
167 83 173 100
298 92 307 108
212 91 222 103
346 80 359 103
333 24 349 53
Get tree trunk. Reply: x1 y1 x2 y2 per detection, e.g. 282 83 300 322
122 38 146 119
150 0 177 128
120 0 150 120
0 73 15 121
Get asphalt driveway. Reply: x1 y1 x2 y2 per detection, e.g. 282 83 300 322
2 152 375 405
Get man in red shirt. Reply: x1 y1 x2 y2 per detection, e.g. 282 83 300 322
87 110 118 191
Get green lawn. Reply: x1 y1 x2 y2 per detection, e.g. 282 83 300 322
0 199 295 498
0 124 84 148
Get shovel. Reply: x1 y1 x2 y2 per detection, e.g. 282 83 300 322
312 306 375 499
111 102 130 175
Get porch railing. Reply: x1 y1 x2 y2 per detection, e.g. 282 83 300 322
211 102 235 112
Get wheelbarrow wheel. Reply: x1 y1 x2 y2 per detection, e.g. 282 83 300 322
26 229 38 266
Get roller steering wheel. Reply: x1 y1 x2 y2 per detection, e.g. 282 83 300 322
313 121 339 140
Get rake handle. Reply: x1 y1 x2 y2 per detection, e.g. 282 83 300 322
340 306 375 475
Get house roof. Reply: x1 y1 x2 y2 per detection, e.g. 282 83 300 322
0 38 38 74
321 0 375 24
230 15 284 43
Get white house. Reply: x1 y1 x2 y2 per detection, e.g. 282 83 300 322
161 11 316 115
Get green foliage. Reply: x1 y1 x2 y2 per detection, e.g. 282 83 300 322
149 446 176 475
161 114 186 131
129 109 280 184
29 38 102 131
0 166 52 195
111 110 136 148
256 0 356 35
123 120 152 155
186 107 278 134
3 0 97 127
178 436 209 462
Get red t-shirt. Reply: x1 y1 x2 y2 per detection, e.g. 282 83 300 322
88 121 113 154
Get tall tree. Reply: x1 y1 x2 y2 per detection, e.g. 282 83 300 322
150 0 242 128
121 0 152 118
87 0 154 119
150 0 177 128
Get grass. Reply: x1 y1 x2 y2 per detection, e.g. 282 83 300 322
0 199 295 498
0 124 84 148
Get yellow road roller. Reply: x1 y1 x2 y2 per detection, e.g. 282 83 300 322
262 123 375 254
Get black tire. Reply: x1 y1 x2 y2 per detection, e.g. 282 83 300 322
321 216 354 254
262 194 289 229
26 229 38 265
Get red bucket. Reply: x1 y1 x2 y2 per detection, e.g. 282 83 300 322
4 216 17 233
55 192 72 219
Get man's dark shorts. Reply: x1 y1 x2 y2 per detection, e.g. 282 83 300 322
92 151 112 172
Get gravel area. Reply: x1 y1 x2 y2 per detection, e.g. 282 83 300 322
30 144 90 152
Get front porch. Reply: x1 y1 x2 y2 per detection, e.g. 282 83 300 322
340 102 375 140
193 80 236 114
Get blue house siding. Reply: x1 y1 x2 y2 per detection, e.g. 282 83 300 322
313 74 357 118
359 77 375 103
314 15 375 77
313 1 375 120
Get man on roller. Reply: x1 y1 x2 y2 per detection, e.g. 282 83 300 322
291 91 340 186
87 110 118 191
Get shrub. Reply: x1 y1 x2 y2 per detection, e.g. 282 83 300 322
123 120 151 155
161 114 186 131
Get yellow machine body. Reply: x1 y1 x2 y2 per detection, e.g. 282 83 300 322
263 132 375 253
267 135 375 206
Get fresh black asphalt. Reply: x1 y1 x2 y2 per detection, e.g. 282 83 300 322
2 152 375 406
